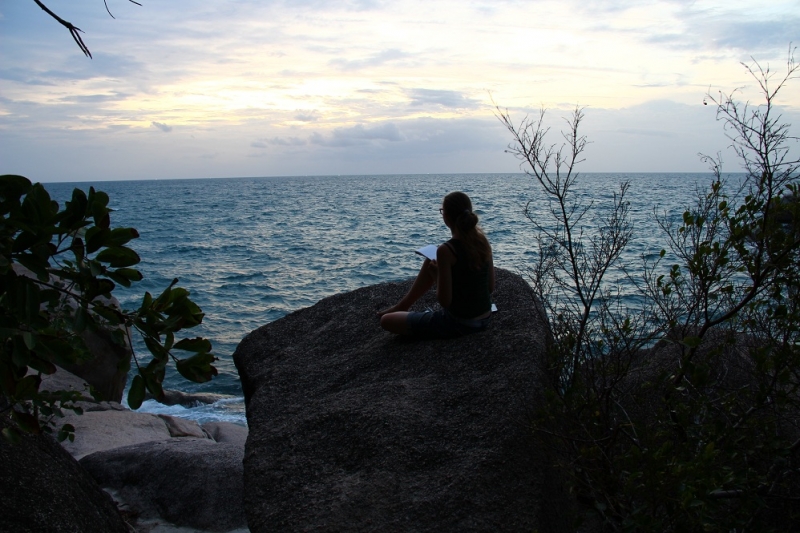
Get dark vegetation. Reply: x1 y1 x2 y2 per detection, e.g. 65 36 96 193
0 177 217 443
498 51 800 530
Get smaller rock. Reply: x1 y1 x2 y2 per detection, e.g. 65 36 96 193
148 389 234 407
202 421 248 446
80 438 247 532
158 414 208 439
58 409 171 460
35 365 94 401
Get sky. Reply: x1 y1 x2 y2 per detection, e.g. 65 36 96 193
1 0 798 182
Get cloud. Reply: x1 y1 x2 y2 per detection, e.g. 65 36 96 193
294 110 320 122
251 141 267 148
642 5 800 53
330 49 410 71
60 93 129 104
267 136 307 146
406 89 480 109
151 122 173 133
708 18 800 51
0 68 57 86
310 122 404 147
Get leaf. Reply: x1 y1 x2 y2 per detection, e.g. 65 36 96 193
106 267 143 288
11 409 40 434
143 370 164 400
128 375 146 409
91 303 124 324
15 253 49 281
14 374 41 400
144 337 169 360
95 246 140 268
176 353 218 383
85 227 111 254
83 278 116 302
88 188 110 229
57 424 76 443
154 278 179 309
70 236 86 264
174 337 212 353
57 188 88 230
108 227 139 247
0 175 33 209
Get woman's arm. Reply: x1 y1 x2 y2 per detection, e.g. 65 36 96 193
435 242 455 308
489 259 495 293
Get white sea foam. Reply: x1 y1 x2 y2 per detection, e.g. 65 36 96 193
126 397 247 427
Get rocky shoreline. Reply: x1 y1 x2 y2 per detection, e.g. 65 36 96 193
3 268 572 532
2 368 249 533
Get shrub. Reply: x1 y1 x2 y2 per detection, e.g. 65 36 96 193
0 176 217 442
498 51 800 531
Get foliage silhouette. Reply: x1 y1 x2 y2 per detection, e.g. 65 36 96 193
498 50 799 531
1 176 217 443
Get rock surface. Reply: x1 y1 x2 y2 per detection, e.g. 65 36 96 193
80 438 247 532
28 366 249 531
234 268 570 532
0 416 129 533
58 408 174 460
202 421 249 447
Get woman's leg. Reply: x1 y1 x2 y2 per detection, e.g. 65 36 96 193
377 259 437 316
380 311 411 334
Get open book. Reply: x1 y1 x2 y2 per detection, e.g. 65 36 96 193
414 244 498 313
415 244 438 261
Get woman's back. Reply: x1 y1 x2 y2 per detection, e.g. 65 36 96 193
445 238 492 319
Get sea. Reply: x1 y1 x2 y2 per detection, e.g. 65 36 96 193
44 172 731 426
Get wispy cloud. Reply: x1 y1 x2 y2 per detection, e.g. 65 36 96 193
294 110 320 122
151 122 173 133
406 89 480 109
329 49 411 71
310 122 404 147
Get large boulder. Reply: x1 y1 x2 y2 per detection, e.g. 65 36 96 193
80 438 247 531
0 416 128 533
233 268 571 532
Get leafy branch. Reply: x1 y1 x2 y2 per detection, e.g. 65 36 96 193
1 175 217 442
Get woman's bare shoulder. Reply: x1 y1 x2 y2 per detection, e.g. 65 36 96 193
437 242 456 264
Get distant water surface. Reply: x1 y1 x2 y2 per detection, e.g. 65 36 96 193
45 173 734 424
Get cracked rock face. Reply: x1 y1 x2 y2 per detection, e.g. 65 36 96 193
234 268 571 533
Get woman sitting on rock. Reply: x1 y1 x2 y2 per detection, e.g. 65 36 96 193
378 191 494 337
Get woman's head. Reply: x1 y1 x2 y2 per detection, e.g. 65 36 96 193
442 191 479 233
442 191 491 269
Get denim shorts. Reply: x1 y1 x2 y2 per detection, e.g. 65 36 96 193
406 308 491 338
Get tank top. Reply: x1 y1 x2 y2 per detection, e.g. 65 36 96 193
445 238 492 319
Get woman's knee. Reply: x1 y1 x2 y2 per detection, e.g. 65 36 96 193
380 312 408 334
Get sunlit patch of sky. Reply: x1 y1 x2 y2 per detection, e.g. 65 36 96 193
0 0 797 181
